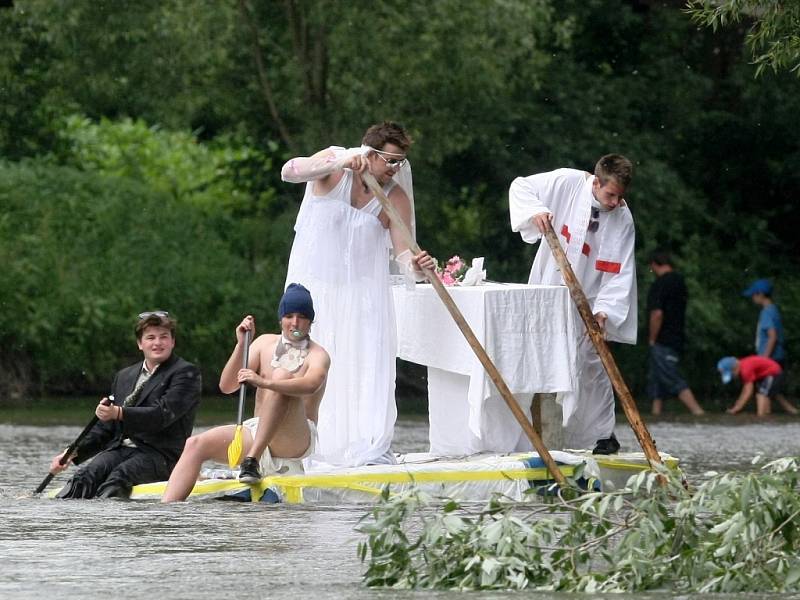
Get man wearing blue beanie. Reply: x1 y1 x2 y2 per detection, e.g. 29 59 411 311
278 283 315 322
162 284 331 500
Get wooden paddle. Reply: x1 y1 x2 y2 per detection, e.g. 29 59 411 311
361 171 568 488
227 328 252 468
33 396 112 494
540 219 662 466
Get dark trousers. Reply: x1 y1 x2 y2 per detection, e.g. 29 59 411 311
646 343 689 400
57 445 172 499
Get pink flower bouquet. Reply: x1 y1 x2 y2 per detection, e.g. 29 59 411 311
435 255 469 286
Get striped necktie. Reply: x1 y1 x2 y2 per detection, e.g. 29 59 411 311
123 370 152 406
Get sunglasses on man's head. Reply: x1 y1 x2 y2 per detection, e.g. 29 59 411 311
138 310 169 320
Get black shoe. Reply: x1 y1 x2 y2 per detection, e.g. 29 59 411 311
238 457 261 483
592 433 620 455
96 484 131 500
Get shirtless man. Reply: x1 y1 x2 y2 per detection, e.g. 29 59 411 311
161 283 329 502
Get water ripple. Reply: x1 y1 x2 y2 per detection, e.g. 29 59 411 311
2 415 799 599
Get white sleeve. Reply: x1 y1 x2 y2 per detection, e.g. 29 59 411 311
394 249 427 283
592 219 638 344
508 174 554 244
280 146 366 183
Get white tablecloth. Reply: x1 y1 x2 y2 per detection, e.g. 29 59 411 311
393 283 578 455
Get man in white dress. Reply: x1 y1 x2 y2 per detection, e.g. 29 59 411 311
280 121 435 467
509 154 637 453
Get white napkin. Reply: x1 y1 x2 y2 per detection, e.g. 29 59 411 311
461 257 486 286
271 336 309 373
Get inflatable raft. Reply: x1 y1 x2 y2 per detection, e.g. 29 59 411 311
128 450 680 503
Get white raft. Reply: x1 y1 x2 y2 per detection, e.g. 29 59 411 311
129 450 680 503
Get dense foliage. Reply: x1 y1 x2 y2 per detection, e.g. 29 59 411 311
0 158 272 395
0 0 798 403
686 0 800 77
357 457 800 592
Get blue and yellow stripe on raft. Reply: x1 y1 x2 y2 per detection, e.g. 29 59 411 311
131 462 579 503
131 452 683 502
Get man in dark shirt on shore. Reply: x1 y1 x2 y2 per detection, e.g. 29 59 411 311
646 251 704 416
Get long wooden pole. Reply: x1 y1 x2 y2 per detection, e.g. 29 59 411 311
540 220 661 466
362 172 568 488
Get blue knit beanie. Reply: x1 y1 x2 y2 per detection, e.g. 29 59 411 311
278 283 315 321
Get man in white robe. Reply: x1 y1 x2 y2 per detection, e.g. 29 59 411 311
508 154 637 453
280 122 435 467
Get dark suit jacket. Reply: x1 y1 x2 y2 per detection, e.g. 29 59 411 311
73 353 202 465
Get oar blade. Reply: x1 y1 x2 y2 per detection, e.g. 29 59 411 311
227 424 244 468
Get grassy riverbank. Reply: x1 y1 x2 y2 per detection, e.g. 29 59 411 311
0 393 431 426
0 396 239 426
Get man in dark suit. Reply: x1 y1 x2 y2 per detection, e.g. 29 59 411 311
49 311 202 498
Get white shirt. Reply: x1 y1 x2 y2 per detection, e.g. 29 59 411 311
509 167 637 344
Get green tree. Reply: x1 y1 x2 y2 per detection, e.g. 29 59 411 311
686 0 800 77
50 114 295 279
2 1 799 403
0 115 297 400
0 160 270 395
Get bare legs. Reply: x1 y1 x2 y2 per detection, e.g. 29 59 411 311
678 388 705 415
650 388 704 416
775 394 799 415
755 393 771 416
247 369 290 461
246 369 311 462
161 424 253 503
162 372 313 502
727 393 774 416
652 388 795 417
737 393 796 416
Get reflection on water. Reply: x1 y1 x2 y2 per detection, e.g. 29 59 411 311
2 413 800 599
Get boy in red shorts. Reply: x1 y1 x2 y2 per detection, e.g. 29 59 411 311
717 355 786 416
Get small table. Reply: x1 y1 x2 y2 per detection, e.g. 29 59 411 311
393 283 578 455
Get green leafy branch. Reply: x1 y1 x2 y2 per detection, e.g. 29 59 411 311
685 0 800 77
357 457 800 592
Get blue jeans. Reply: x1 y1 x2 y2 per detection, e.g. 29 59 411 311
646 343 689 400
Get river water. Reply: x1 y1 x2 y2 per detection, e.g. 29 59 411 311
2 412 799 599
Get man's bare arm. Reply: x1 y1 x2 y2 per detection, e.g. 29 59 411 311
238 351 330 396
649 309 663 345
220 316 261 394
762 328 778 357
728 381 754 414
